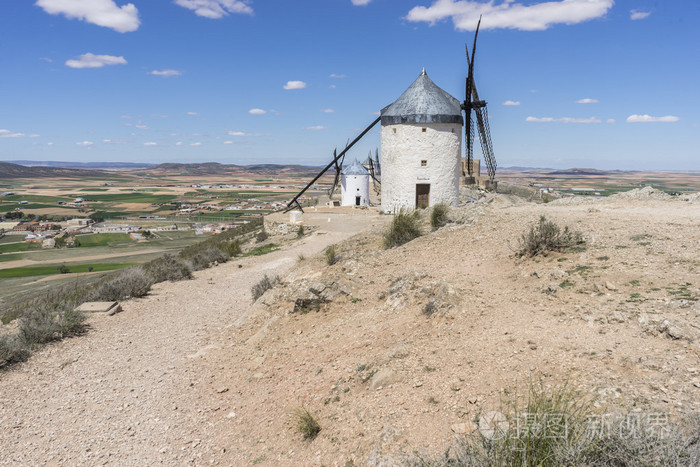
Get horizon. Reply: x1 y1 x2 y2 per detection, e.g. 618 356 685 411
1 1 698 171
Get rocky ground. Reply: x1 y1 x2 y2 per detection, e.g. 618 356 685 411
1 188 699 466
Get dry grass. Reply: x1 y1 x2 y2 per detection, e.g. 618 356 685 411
384 210 423 248
292 406 321 441
517 216 584 257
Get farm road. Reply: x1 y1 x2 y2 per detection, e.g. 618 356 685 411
0 209 386 465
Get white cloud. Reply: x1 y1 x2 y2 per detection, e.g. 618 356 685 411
144 142 157 146
352 0 372 5
190 142 201 146
149 69 181 77
576 98 598 104
526 116 601 123
0 129 39 138
248 108 267 115
223 140 233 144
626 114 680 123
135 124 149 129
227 131 267 136
47 142 54 146
283 80 307 90
320 108 335 113
329 84 337 89
40 57 53 63
406 0 613 31
174 0 252 18
269 109 281 115
630 10 651 20
186 111 199 115
502 100 520 106
120 115 132 119
65 53 127 69
76 141 94 146
329 73 347 78
606 119 615 124
175 141 184 146
305 125 325 130
36 0 140 33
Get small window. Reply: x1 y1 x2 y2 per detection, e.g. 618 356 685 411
422 128 427 133
392 128 396 134
421 160 427 167
451 128 454 133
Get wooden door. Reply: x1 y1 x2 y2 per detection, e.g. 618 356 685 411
416 184 430 209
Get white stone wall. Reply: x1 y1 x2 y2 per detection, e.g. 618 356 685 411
380 122 461 212
341 174 370 206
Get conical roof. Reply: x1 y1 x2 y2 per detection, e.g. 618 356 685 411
342 159 369 176
381 69 463 125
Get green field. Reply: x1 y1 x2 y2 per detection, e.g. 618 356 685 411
0 253 23 262
0 262 135 278
75 233 133 247
0 242 41 253
78 193 178 203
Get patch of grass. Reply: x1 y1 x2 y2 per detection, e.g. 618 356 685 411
384 210 422 248
557 257 568 262
430 203 449 230
143 254 192 282
615 245 628 249
629 279 641 286
324 245 339 265
255 228 268 243
428 396 439 404
297 225 305 238
0 242 41 254
245 243 279 257
559 279 575 288
297 253 306 262
74 233 132 247
292 406 321 441
517 216 585 257
251 274 280 301
597 256 610 261
0 262 134 278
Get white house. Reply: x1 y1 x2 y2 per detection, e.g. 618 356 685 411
341 160 370 207
380 68 462 212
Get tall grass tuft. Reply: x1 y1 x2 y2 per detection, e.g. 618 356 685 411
430 203 450 230
251 274 279 302
384 209 422 248
517 216 584 257
292 406 321 440
324 245 339 265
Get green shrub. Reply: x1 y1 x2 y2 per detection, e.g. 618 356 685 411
20 305 85 347
256 228 268 243
143 254 192 282
517 216 584 257
297 225 305 238
251 274 279 301
384 210 422 248
324 245 339 265
430 203 450 230
182 246 228 271
292 406 321 440
84 267 153 301
0 334 29 366
227 239 242 257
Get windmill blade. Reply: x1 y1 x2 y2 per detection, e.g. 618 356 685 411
463 16 482 178
328 148 342 196
473 104 497 182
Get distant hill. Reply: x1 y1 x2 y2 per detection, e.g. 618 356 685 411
143 162 323 176
7 160 154 170
546 168 616 176
0 161 106 179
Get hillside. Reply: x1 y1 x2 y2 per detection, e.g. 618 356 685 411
143 162 323 177
0 161 107 179
0 189 699 465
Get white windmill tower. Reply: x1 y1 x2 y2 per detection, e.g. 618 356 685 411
379 68 463 212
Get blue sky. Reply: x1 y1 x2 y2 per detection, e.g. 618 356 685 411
1 0 698 170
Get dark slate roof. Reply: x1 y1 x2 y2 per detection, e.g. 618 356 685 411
381 69 463 125
342 159 369 176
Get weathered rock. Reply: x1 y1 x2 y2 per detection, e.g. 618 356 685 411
550 269 568 280
369 368 401 390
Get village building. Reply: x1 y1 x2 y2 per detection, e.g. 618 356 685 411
341 160 370 207
380 68 462 212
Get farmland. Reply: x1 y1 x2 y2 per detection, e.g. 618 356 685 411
0 162 331 304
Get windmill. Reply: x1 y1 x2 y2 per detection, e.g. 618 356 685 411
463 17 497 188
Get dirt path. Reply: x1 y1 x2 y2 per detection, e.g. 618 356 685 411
0 212 385 465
